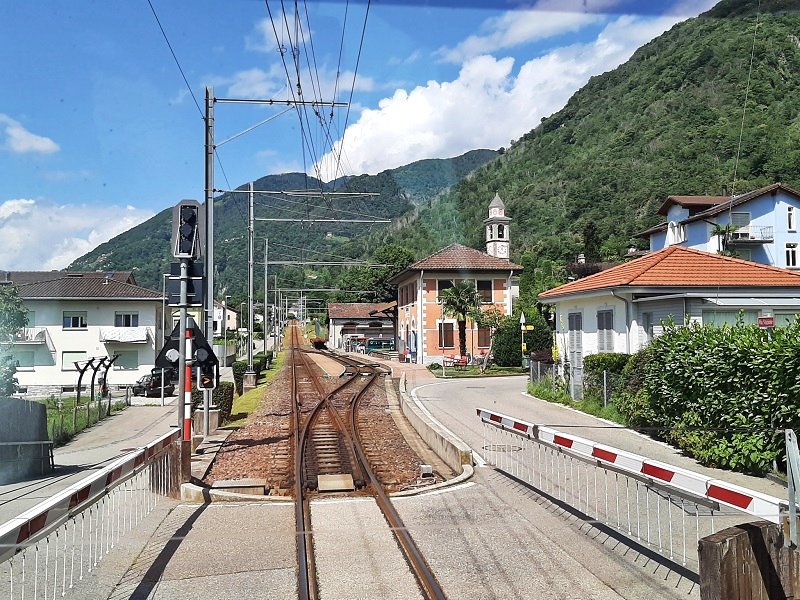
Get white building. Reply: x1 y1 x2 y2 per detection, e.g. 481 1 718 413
4 271 164 398
539 246 800 399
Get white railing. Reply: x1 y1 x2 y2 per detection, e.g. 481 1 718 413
730 225 774 242
477 407 785 574
0 428 180 599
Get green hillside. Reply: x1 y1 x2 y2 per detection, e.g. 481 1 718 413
371 1 800 299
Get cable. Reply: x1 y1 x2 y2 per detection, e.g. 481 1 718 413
146 0 203 118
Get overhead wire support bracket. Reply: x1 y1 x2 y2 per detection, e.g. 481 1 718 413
214 97 348 107
214 189 380 198
254 218 390 223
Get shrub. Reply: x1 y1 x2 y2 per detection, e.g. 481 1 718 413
191 381 235 421
428 362 441 371
583 352 629 401
493 315 523 367
232 361 247 396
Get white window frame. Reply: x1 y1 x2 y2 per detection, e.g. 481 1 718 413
789 206 796 232
114 350 139 370
62 351 88 370
114 312 139 327
597 309 614 353
787 243 798 268
438 321 455 349
63 311 87 330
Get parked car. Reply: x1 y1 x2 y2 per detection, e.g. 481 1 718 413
132 372 175 397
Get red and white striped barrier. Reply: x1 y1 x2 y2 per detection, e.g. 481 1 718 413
0 427 180 564
477 407 784 524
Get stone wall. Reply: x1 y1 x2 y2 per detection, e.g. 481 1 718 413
0 397 52 484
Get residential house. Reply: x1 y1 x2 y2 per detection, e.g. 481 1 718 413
327 302 395 351
389 194 522 364
641 183 800 268
2 271 164 398
212 301 239 337
538 246 800 398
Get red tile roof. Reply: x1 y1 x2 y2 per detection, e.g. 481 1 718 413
389 244 521 285
539 246 800 299
328 303 390 319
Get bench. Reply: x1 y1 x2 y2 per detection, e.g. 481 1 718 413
443 356 468 370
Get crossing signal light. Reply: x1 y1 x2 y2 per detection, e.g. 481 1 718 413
197 363 217 390
171 200 204 259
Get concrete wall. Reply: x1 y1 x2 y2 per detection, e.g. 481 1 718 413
397 373 472 473
0 397 51 484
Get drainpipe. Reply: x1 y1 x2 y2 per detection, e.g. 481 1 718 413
418 270 424 364
508 270 514 315
611 289 632 353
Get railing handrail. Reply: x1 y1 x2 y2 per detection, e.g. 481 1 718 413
0 427 179 565
477 407 784 524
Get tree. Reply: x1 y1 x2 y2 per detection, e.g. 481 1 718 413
0 285 28 396
473 307 505 373
439 280 481 358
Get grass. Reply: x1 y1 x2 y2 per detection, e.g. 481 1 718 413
225 349 286 428
43 395 128 446
428 364 528 378
528 378 625 425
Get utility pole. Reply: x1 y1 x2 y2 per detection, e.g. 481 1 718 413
203 86 214 438
245 183 256 388
264 238 268 354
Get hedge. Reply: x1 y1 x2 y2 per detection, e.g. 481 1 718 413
191 381 235 422
583 352 629 401
612 318 800 475
232 361 247 396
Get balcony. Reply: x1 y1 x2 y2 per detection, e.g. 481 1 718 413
727 225 774 245
13 327 55 351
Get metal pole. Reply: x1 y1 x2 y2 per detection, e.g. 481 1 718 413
203 86 214 438
262 238 269 354
273 274 278 352
247 182 255 375
177 259 189 436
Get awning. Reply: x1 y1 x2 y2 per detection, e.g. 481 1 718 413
702 297 800 307
99 326 152 343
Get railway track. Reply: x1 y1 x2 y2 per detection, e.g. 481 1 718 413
287 324 446 600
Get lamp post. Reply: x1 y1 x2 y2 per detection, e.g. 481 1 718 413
240 302 246 358
223 295 231 367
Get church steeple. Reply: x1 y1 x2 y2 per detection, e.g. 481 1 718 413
484 192 511 258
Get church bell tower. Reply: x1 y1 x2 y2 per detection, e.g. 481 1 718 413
485 192 511 259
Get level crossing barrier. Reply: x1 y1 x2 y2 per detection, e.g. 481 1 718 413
0 428 181 599
477 407 786 575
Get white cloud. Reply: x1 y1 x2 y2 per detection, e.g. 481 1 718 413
0 198 154 270
436 5 605 64
0 114 59 155
315 13 685 179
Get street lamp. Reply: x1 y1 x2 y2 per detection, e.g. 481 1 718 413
223 295 231 366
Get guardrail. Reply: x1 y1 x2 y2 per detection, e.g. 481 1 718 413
477 407 785 574
0 428 181 599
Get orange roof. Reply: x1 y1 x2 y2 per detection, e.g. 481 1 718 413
539 246 800 299
327 303 389 319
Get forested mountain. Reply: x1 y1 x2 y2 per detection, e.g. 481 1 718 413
71 0 800 309
68 151 497 296
360 0 800 304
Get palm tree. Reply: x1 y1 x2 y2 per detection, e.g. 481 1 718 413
439 280 482 358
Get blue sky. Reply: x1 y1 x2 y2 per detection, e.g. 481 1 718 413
0 0 715 270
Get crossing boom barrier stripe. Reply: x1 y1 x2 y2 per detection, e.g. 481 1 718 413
476 407 785 524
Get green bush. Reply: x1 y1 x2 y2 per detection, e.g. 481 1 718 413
232 361 247 396
191 381 235 421
610 318 800 475
493 315 523 367
428 362 441 371
583 352 629 401
523 309 553 353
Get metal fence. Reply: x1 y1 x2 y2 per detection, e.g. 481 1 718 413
477 407 785 576
0 429 181 599
528 360 556 384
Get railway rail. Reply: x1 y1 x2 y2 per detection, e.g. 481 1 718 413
288 324 446 600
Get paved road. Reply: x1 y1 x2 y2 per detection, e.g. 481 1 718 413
0 403 178 524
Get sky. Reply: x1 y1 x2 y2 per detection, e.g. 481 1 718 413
0 0 717 271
